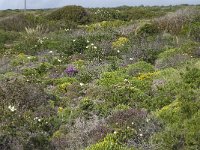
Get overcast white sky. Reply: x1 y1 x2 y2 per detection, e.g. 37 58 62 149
0 0 199 10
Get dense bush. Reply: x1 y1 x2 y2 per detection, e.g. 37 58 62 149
154 8 200 35
47 5 90 25
135 22 159 36
0 13 43 31
126 61 154 76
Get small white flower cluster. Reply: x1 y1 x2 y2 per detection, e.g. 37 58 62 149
80 83 84 86
86 43 97 49
139 133 143 137
38 38 44 44
42 37 48 40
138 128 143 137
34 117 42 122
8 105 16 112
49 51 53 54
38 37 48 45
55 57 62 63
65 28 70 32
129 58 134 61
57 59 62 63
124 79 128 82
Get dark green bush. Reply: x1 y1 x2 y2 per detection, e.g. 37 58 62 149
47 5 90 25
135 22 159 36
183 68 200 88
189 22 200 42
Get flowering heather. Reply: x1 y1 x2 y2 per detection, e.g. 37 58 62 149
65 65 78 76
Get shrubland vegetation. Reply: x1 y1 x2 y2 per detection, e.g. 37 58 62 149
0 4 200 150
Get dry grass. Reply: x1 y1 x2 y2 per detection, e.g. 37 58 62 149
154 8 200 35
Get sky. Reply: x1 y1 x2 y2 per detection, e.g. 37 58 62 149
0 0 199 10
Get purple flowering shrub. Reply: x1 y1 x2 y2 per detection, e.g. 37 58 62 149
65 65 78 77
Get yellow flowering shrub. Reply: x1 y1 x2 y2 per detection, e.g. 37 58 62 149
112 37 129 49
137 71 160 80
58 82 71 92
86 20 125 32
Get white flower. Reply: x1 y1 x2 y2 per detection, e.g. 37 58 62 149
38 39 44 44
86 46 89 49
124 79 128 82
146 118 150 122
34 117 42 122
93 46 97 49
8 105 16 112
80 83 84 86
127 126 130 129
27 56 31 59
129 58 133 61
57 59 62 62
139 134 143 137
117 50 120 53
87 40 90 43
131 122 134 125
73 39 76 42
114 131 117 134
91 43 94 46
49 51 53 54
34 117 39 121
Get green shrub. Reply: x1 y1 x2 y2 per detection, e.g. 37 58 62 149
36 62 53 75
126 61 154 77
86 133 134 150
47 5 90 25
183 68 200 88
152 90 200 150
114 104 131 112
0 13 40 31
102 84 149 107
54 77 77 85
80 98 94 111
135 22 159 36
189 22 200 41
23 68 40 78
79 98 94 119
84 43 103 61
70 36 88 54
0 29 19 44
98 70 126 87
11 53 37 66
155 47 192 69
86 20 125 32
